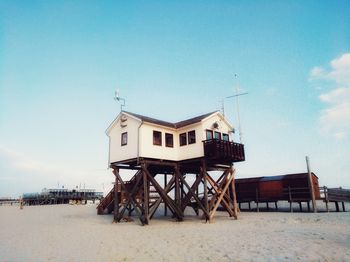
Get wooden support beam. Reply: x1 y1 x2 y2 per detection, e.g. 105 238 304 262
164 174 168 216
206 173 234 217
202 161 209 221
143 166 183 221
175 166 210 219
114 170 145 224
149 174 176 219
208 167 236 221
231 172 238 219
143 169 149 225
113 169 119 222
180 173 203 210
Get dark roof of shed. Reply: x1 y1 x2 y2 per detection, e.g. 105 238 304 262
123 111 218 129
236 172 318 183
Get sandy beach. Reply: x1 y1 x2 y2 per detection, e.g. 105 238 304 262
0 204 349 262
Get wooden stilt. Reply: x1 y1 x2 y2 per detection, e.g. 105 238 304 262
342 202 345 212
143 169 149 225
208 166 236 221
275 202 278 210
113 169 120 222
307 201 310 212
231 171 238 219
164 174 168 216
299 202 302 212
248 202 251 211
202 161 209 221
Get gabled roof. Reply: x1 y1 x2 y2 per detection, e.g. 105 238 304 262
106 110 232 135
123 111 219 128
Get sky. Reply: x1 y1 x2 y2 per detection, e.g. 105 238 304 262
0 1 349 197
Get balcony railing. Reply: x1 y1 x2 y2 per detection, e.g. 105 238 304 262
203 139 245 163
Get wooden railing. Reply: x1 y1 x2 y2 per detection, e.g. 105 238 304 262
203 139 245 162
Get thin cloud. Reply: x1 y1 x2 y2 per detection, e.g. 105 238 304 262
309 53 350 139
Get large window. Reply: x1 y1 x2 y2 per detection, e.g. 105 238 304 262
188 130 196 144
214 131 221 140
223 133 229 141
165 133 174 147
121 132 127 146
206 130 213 140
153 131 162 146
179 133 187 146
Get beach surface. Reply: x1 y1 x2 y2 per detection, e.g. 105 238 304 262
0 204 349 261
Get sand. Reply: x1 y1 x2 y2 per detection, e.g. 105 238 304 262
0 204 349 262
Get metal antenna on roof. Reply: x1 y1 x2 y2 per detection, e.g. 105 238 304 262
114 89 126 112
226 74 248 143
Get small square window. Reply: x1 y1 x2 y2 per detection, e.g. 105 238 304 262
223 133 229 141
121 132 127 146
214 131 221 140
179 133 187 146
188 130 196 144
153 131 162 146
206 130 213 140
165 133 173 147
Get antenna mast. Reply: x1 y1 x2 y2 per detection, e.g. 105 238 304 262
114 90 126 112
226 74 248 143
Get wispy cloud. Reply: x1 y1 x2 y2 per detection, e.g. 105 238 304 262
309 53 350 139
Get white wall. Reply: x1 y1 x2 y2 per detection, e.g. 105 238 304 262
139 123 178 161
107 112 234 163
201 114 234 141
108 114 141 164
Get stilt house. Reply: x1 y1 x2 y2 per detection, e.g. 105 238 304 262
98 111 245 225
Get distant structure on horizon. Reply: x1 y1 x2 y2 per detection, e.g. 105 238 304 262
98 110 245 225
22 188 103 206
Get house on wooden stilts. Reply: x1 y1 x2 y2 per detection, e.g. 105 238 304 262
97 111 245 225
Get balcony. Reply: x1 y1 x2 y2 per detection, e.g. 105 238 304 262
203 139 245 163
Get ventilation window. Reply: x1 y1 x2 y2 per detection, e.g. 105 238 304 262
121 132 127 146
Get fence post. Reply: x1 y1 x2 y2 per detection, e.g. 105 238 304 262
256 187 259 212
306 156 317 213
324 186 329 212
289 186 293 213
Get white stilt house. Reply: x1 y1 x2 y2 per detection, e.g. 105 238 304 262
106 111 244 166
99 111 245 225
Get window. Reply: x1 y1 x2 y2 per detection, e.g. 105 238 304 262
165 133 173 147
206 130 213 140
214 131 221 140
121 132 127 146
188 130 196 144
153 131 162 146
179 133 187 146
223 133 229 141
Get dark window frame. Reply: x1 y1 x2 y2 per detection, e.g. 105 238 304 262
188 130 196 144
121 132 128 146
179 132 187 146
206 129 213 140
153 130 162 146
165 133 174 148
214 131 221 140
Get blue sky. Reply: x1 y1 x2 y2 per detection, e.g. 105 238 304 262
1 1 349 197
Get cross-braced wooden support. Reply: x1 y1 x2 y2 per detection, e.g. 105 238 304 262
205 165 238 222
104 159 239 225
